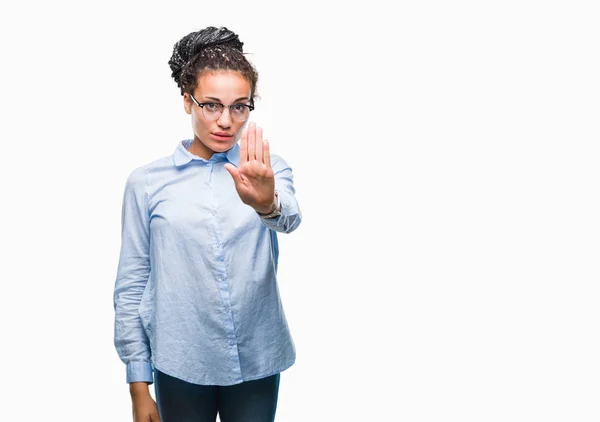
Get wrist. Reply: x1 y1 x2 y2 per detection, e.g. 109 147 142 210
255 203 276 215
256 191 281 218
255 192 278 215
129 382 150 397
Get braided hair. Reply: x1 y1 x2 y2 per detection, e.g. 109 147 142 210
168 26 259 105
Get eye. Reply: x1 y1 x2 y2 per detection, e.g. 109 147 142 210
204 103 221 112
232 104 247 113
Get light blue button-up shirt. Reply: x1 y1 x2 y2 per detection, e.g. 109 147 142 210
113 139 302 386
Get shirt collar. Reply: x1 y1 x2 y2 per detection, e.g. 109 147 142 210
173 139 240 167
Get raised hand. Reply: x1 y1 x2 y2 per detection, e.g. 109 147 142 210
224 122 276 214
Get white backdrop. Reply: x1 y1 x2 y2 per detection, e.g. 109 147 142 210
0 1 599 421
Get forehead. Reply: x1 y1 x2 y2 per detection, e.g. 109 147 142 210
196 70 251 99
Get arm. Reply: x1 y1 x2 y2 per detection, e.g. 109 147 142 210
113 166 154 385
257 154 302 234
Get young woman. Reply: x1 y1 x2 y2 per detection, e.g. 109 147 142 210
113 26 302 422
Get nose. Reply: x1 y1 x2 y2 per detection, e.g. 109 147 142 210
217 107 232 128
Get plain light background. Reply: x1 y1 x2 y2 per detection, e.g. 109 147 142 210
0 1 599 421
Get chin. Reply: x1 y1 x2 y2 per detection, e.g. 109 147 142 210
213 142 232 150
207 144 227 154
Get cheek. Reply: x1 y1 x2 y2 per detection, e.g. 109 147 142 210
192 113 208 131
234 121 247 133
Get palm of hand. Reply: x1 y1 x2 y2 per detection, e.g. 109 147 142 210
224 122 276 212
233 160 275 207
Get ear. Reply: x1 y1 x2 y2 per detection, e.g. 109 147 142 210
183 93 192 115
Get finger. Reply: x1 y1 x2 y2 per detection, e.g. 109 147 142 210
256 126 263 164
240 127 248 166
224 163 243 184
248 122 256 161
263 139 271 168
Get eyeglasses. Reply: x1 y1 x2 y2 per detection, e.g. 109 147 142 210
189 93 254 122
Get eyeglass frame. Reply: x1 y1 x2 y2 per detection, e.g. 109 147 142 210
188 92 255 121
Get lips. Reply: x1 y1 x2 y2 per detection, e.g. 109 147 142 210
211 132 233 141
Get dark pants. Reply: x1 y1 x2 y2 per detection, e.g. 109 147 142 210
153 368 280 422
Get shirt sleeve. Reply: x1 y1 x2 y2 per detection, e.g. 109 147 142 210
113 166 154 384
258 154 302 234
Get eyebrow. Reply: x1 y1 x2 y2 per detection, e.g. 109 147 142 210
203 96 250 103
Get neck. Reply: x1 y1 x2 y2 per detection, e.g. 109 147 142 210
187 136 214 160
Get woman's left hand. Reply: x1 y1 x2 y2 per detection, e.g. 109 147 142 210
224 122 276 214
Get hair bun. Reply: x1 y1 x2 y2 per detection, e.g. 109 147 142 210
168 26 243 87
188 26 243 56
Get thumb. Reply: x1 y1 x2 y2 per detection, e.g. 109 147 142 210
224 163 242 184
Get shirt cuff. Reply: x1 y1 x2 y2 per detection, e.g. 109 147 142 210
126 361 154 384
